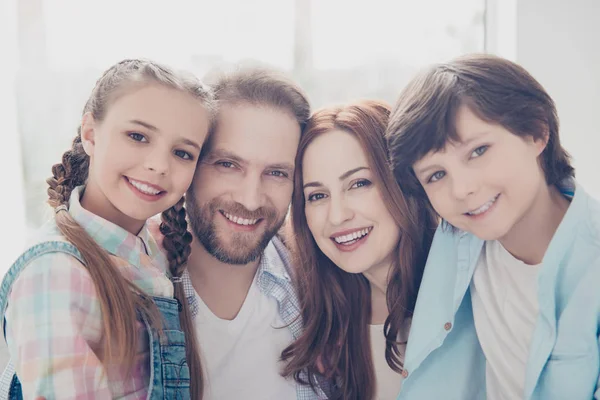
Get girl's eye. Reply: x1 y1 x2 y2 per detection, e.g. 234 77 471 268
307 193 327 202
174 150 194 160
471 145 489 158
428 171 446 183
350 179 372 189
268 170 289 178
129 132 147 142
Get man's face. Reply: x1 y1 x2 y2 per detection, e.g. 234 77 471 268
187 104 301 264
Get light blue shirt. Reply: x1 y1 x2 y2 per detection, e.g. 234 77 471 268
398 180 600 400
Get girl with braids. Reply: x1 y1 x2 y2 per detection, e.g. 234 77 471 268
0 59 214 399
281 100 436 400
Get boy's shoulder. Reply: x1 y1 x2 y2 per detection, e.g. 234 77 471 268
581 187 600 252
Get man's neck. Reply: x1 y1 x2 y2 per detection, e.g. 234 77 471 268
187 237 261 320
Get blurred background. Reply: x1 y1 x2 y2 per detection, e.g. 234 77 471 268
0 0 599 368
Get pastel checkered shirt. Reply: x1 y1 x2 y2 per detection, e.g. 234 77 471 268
2 186 173 399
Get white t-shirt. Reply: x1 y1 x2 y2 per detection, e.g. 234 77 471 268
470 240 542 400
369 323 405 400
193 273 297 400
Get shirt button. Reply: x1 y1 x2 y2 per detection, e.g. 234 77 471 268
444 322 452 331
402 369 409 378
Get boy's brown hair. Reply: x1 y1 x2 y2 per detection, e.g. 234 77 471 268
386 53 574 197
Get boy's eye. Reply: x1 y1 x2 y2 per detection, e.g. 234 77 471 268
307 193 327 202
174 150 194 160
471 145 489 158
128 132 147 142
428 171 446 183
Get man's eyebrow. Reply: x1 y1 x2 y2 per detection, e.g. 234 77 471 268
268 163 295 173
204 149 246 163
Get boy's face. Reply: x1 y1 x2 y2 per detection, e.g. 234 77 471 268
412 104 547 240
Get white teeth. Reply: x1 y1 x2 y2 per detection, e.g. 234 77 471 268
129 178 161 195
468 195 499 216
223 212 258 226
333 228 371 244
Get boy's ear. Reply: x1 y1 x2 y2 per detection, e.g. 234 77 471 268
533 127 550 156
80 112 96 157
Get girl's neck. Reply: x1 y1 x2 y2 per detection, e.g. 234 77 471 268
499 182 570 265
80 183 145 235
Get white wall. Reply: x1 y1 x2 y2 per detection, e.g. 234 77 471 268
0 0 27 276
488 0 600 197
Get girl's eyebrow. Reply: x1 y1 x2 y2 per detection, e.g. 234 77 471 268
129 119 157 131
129 119 201 150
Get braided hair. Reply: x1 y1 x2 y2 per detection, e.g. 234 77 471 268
159 197 203 395
47 59 214 399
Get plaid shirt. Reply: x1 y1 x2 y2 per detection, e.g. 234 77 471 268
182 235 327 399
2 186 173 399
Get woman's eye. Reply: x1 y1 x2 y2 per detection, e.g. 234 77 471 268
471 145 489 158
307 193 326 202
350 179 372 189
174 150 194 160
128 132 147 142
428 171 446 183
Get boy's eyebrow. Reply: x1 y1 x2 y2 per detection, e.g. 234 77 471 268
456 131 491 148
413 164 437 178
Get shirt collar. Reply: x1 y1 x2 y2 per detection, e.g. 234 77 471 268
183 236 293 317
68 186 157 269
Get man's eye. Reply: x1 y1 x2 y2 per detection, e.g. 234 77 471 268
217 161 234 168
269 170 288 178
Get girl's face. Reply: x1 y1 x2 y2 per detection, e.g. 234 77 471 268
302 129 400 276
81 84 211 233
412 104 547 241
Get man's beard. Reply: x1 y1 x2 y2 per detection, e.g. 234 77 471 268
186 192 285 265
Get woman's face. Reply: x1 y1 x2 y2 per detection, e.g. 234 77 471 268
302 129 400 276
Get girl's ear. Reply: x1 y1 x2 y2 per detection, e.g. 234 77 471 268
80 112 97 157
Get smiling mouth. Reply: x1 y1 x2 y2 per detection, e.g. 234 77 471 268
125 177 166 196
331 227 373 246
219 210 261 226
465 194 500 216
